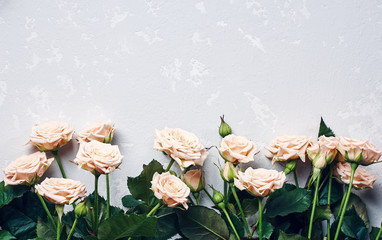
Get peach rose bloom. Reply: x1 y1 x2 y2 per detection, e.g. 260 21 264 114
35 178 86 205
151 172 190 209
333 162 377 189
73 141 123 174
181 169 204 192
3 152 54 186
154 128 209 170
77 121 116 143
234 167 286 197
338 137 382 165
219 135 257 165
307 136 339 169
265 135 313 164
28 121 74 151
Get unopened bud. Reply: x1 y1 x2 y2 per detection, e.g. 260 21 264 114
219 116 232 138
75 200 88 218
220 162 238 183
284 160 298 175
212 189 224 204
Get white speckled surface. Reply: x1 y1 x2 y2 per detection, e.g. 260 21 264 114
1 0 382 228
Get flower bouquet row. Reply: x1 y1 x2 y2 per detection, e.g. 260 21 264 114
0 117 381 240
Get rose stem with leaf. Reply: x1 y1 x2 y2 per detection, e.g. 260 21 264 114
308 171 321 239
229 182 251 235
334 163 358 240
93 173 100 236
326 164 334 240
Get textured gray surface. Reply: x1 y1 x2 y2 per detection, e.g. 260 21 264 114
0 0 382 228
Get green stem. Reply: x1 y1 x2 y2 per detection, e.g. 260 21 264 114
224 181 228 204
56 217 61 240
250 218 260 237
258 198 263 240
147 203 161 216
337 185 348 216
376 225 382 240
52 151 66 178
318 173 330 191
36 192 57 230
221 204 241 240
94 174 100 236
308 171 321 239
293 170 299 188
203 188 214 202
230 183 250 235
334 163 358 240
327 166 333 240
193 192 200 205
165 159 175 172
66 218 78 240
106 174 110 219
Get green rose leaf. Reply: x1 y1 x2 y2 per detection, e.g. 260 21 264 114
262 220 274 239
62 210 90 239
242 198 259 216
318 117 335 138
0 181 30 208
221 209 244 238
147 207 178 240
0 205 37 240
279 230 308 240
370 227 382 240
177 206 230 240
36 217 58 240
127 160 164 204
0 230 16 240
319 178 343 205
97 214 157 240
122 195 144 208
264 188 312 218
314 205 332 222
346 193 369 228
341 207 367 240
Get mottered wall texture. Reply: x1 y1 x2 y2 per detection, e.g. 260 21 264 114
1 0 382 225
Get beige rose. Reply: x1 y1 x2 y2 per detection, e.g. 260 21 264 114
338 137 382 165
218 135 257 165
265 135 313 164
181 169 204 192
73 141 123 174
28 121 74 151
77 121 116 143
307 136 339 169
234 167 286 197
35 178 87 205
154 128 209 169
220 162 238 182
151 172 190 209
333 162 377 189
3 152 53 186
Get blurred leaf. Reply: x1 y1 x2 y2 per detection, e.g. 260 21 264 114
98 214 157 240
221 209 244 238
0 230 16 240
36 217 56 240
318 117 335 138
341 207 367 240
147 207 178 240
242 198 259 216
177 206 230 240
0 181 30 208
262 220 274 239
62 210 90 239
265 188 312 218
0 205 37 240
127 160 164 203
347 193 369 228
314 205 332 222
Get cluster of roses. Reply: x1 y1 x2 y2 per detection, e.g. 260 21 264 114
2 121 122 239
150 118 382 240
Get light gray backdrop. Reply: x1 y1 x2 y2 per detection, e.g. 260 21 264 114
1 0 382 229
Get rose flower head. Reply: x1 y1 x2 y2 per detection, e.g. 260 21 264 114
333 162 377 190
307 136 339 169
337 137 382 165
181 169 204 192
35 178 86 205
265 135 313 164
220 162 238 183
3 152 53 186
154 128 209 170
218 135 257 165
73 141 123 175
77 121 116 144
234 167 286 197
28 121 74 151
151 172 190 209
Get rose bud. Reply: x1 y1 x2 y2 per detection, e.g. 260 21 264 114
77 121 116 144
181 169 204 192
75 200 89 218
219 116 232 138
212 189 224 204
307 137 338 169
220 162 238 183
337 137 382 165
